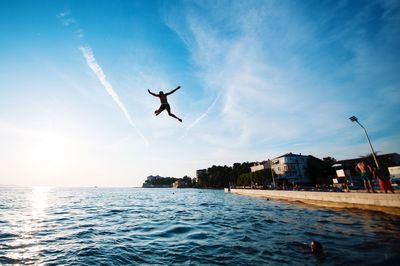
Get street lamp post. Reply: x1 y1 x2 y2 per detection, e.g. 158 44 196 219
349 116 380 169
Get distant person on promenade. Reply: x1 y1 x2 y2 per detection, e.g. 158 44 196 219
148 86 182 122
355 161 376 193
373 168 395 194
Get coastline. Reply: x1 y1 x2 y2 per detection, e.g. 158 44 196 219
225 188 400 216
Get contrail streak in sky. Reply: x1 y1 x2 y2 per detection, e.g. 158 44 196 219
80 46 148 145
181 93 220 139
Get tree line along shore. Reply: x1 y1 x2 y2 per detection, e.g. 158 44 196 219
143 153 400 190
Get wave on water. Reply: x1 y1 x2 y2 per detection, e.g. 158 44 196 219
1 187 400 265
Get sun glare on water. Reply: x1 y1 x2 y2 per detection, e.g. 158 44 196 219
31 186 51 215
5 186 52 263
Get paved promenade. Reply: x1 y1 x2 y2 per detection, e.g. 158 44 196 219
225 189 400 215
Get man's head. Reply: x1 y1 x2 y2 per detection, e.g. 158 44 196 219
310 240 323 253
159 91 164 95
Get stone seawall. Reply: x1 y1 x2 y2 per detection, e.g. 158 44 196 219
225 189 400 215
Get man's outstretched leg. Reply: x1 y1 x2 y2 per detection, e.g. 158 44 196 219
155 108 163 116
168 110 182 122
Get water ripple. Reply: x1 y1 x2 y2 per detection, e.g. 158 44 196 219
1 187 400 265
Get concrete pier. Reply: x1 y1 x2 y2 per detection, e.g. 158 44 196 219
225 189 400 215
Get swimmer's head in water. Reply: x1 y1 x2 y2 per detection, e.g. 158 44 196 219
159 91 164 95
310 240 323 253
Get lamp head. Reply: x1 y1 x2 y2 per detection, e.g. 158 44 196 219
349 116 358 122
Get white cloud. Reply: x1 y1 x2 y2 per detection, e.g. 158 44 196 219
57 10 76 26
58 10 84 39
165 0 400 161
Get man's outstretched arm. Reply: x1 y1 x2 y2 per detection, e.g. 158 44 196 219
148 89 158 97
165 86 181 96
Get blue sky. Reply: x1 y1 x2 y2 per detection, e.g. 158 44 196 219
0 0 399 187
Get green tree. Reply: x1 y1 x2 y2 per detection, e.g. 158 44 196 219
323 157 337 166
307 156 336 185
182 175 193 187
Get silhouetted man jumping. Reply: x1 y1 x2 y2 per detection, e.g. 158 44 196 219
148 86 182 122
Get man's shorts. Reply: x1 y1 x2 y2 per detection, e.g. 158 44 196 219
159 103 170 112
361 172 372 181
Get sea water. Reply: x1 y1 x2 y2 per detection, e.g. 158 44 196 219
0 187 399 265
